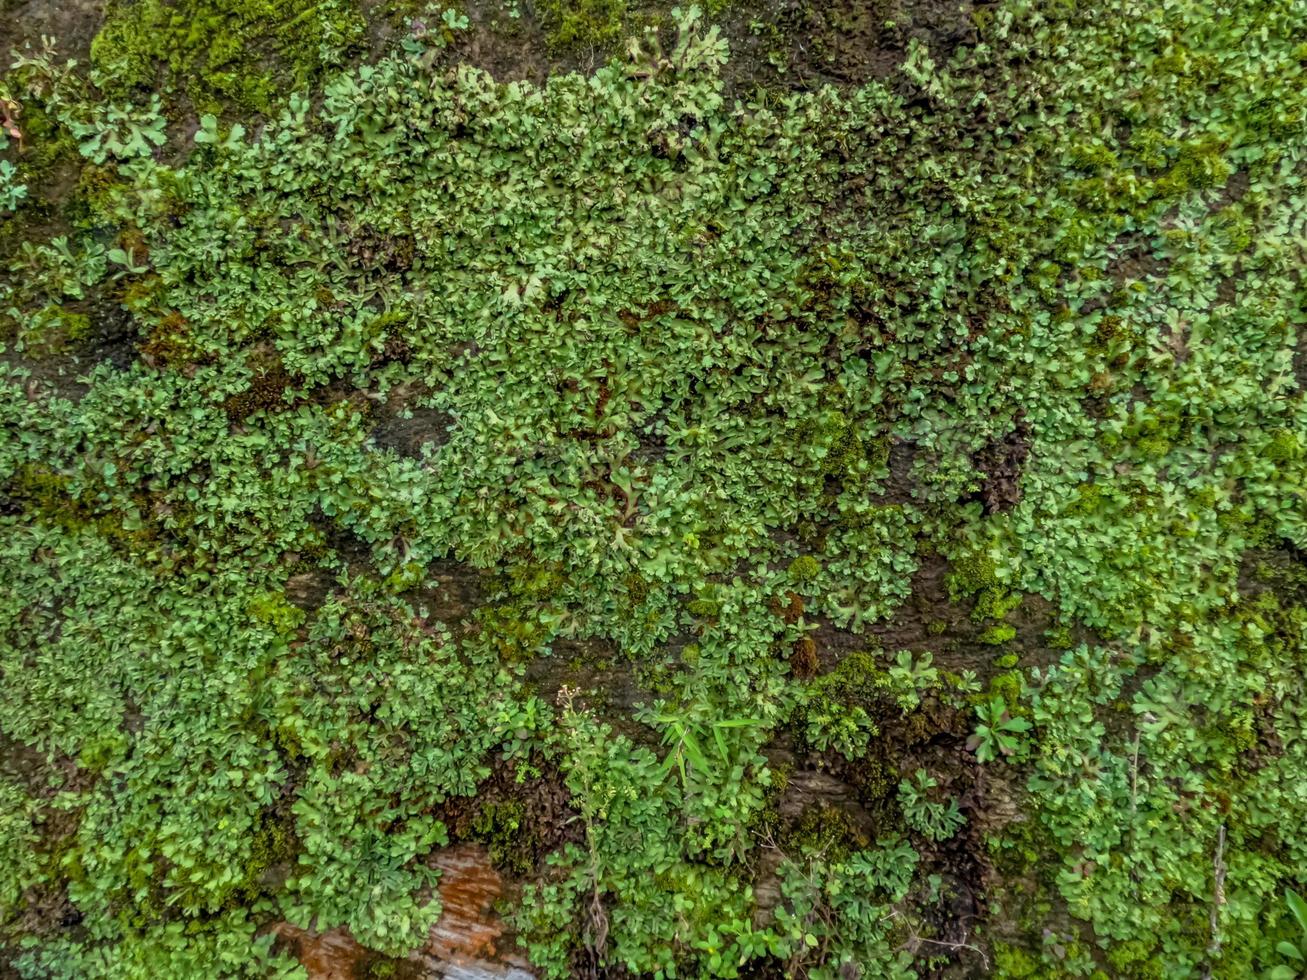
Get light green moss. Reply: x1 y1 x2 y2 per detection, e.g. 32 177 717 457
978 623 1016 646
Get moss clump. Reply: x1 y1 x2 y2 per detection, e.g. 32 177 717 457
686 598 720 618
787 554 821 583
623 571 651 604
946 551 998 600
992 942 1039 978
782 802 867 862
234 808 299 906
471 800 536 876
19 304 91 355
971 585 1021 622
1106 939 1166 979
537 0 627 50
1135 433 1173 458
978 623 1017 646
818 650 881 699
985 671 1025 712
1045 624 1074 650
223 350 303 420
91 0 368 114
770 590 805 624
247 590 307 636
1266 428 1302 464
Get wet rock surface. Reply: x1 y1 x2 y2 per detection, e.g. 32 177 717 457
275 844 533 980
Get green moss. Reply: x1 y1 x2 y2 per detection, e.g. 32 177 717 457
1045 624 1074 650
781 802 867 862
787 554 821 583
1266 428 1302 464
247 590 307 636
992 942 1040 978
815 409 864 482
819 650 883 698
623 571 651 604
537 0 627 50
234 807 300 906
992 653 1019 669
1106 939 1165 978
19 304 91 355
978 623 1016 646
1221 709 1257 756
971 585 1021 623
92 0 367 114
986 670 1024 710
1135 434 1173 458
471 800 537 876
686 598 720 617
946 551 998 600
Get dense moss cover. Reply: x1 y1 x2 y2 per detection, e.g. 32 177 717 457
1 0 1305 976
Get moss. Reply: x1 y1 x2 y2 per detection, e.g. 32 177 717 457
623 571 651 604
946 551 998 600
971 585 1021 623
1221 709 1257 756
234 806 300 906
686 598 720 618
1045 624 1074 650
223 349 303 420
8 101 78 183
247 590 307 636
536 0 627 50
781 802 867 862
770 590 805 624
91 0 367 114
382 560 426 592
1106 939 1164 978
978 623 1016 646
986 671 1024 711
471 800 536 876
140 311 209 370
992 652 1019 669
1266 428 1301 464
19 304 91 355
787 554 821 583
992 942 1040 978
815 409 864 482
819 649 882 699
1135 433 1173 458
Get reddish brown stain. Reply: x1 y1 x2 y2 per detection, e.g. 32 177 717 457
274 843 530 979
430 843 511 963
272 924 367 980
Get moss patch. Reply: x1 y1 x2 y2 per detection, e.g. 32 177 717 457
91 0 369 114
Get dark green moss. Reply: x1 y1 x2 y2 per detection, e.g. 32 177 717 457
91 0 368 114
536 0 627 51
471 800 534 876
781 802 867 862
